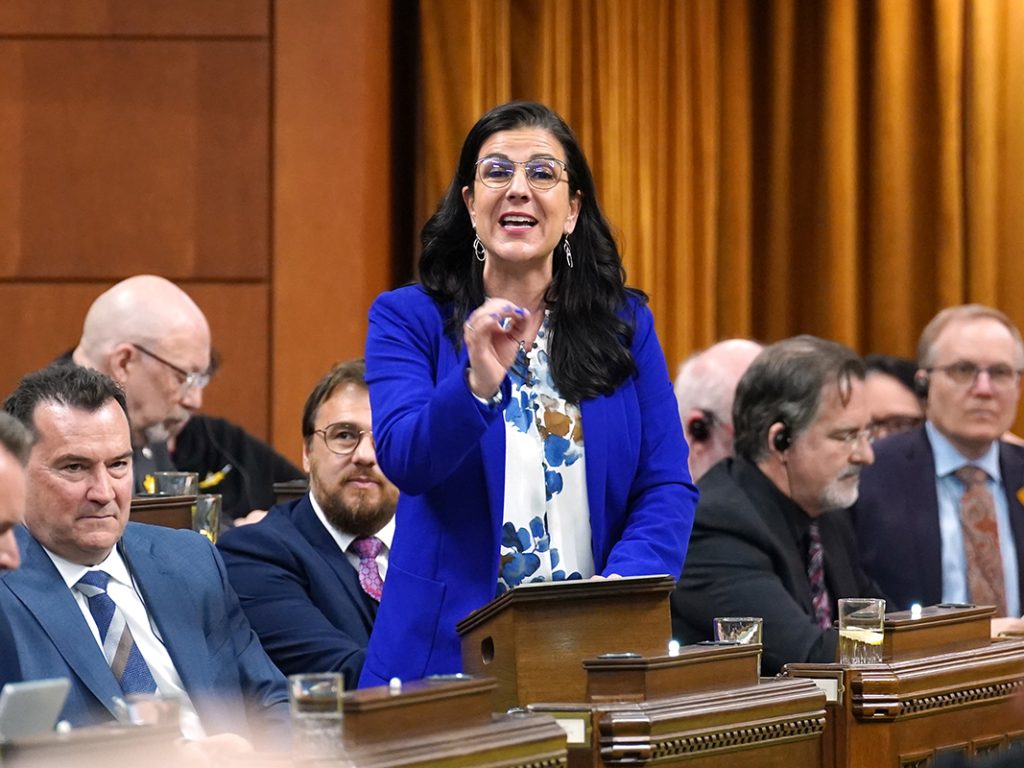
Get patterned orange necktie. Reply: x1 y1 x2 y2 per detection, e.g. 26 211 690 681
954 465 1007 615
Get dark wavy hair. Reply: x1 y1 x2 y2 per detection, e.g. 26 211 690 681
418 100 642 403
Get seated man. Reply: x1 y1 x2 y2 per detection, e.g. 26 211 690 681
863 354 925 439
0 365 288 744
66 274 303 518
671 335 883 674
853 305 1024 635
218 360 398 690
674 339 764 481
0 412 30 689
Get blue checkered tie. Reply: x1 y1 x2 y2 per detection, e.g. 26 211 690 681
75 570 158 695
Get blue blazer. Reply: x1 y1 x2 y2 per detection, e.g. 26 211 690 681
0 524 290 745
359 286 697 687
218 495 377 690
850 426 1024 610
0 607 20 690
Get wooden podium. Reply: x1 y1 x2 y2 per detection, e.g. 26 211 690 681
457 575 676 712
457 576 827 767
785 604 1024 768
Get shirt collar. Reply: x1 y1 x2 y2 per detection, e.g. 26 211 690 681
43 544 132 590
926 420 1002 482
308 492 395 553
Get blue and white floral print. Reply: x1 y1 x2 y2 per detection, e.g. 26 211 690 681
497 313 592 594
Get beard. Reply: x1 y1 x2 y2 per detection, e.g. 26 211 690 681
818 465 862 512
313 469 398 539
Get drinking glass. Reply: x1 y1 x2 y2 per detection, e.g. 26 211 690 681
838 598 885 664
289 673 344 759
151 471 199 496
713 616 764 676
191 494 222 543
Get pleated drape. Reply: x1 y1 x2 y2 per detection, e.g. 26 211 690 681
415 0 1024 375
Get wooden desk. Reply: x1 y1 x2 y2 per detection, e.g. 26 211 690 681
130 494 194 530
786 604 1024 767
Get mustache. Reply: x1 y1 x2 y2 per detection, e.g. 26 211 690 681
838 466 862 482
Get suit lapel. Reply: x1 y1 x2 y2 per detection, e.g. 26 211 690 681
909 429 944 604
580 395 608 561
292 497 375 624
120 528 215 698
998 442 1024 599
5 531 123 717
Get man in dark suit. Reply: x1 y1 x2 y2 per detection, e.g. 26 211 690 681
852 305 1024 635
0 412 30 690
0 365 289 745
218 359 398 689
671 336 883 675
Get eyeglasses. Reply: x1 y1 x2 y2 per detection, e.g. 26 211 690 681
313 422 374 456
927 361 1023 389
475 156 568 191
132 344 211 393
870 414 925 437
827 426 877 449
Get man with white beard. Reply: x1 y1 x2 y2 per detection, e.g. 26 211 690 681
671 336 884 675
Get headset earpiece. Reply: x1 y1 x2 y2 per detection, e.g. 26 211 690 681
914 372 930 399
773 424 791 452
688 409 716 443
689 417 710 442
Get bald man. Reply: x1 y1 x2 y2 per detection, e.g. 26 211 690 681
674 339 764 481
64 276 303 518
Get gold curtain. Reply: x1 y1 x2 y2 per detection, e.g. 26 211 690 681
416 0 1024 373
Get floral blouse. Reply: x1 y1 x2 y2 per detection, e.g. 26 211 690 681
497 313 593 594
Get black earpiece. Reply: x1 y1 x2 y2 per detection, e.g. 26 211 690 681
688 409 716 443
914 373 930 399
773 424 791 452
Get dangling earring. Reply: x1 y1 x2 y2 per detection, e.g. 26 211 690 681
473 235 486 262
563 237 573 269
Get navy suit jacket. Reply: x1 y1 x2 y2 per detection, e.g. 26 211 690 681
217 495 377 689
850 426 1024 611
0 524 289 745
360 286 697 687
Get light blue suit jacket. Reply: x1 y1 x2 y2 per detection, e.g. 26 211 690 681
359 286 697 687
0 524 289 745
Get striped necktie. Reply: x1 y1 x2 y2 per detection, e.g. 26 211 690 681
75 570 158 695
954 465 1007 615
807 522 832 629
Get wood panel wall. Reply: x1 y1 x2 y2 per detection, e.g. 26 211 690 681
0 0 393 465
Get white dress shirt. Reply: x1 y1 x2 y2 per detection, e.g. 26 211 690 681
309 492 394 581
43 545 205 738
927 422 1021 616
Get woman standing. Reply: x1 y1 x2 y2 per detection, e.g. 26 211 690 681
360 101 697 686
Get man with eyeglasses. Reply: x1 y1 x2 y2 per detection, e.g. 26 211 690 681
217 359 398 689
64 275 304 518
852 304 1024 635
671 336 883 674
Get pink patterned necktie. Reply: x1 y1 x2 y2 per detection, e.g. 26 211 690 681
807 522 832 629
351 536 385 601
954 465 1006 615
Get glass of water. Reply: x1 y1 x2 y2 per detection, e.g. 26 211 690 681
288 673 344 759
838 598 886 665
